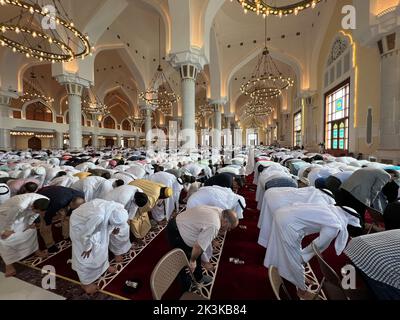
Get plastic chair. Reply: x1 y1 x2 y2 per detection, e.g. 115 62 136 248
312 243 369 300
150 248 207 300
268 266 292 300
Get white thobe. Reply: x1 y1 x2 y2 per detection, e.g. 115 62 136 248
264 203 360 290
149 172 182 221
0 193 48 264
0 183 10 205
71 176 114 201
70 199 130 285
102 185 143 220
48 175 79 188
187 186 246 219
112 172 137 185
256 165 291 209
257 187 336 247
186 186 246 262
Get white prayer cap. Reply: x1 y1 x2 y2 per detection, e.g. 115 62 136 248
0 171 9 178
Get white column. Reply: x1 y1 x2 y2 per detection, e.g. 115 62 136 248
135 135 140 148
117 134 123 148
144 107 153 148
225 115 234 148
379 32 400 151
212 104 222 149
0 95 11 151
65 83 84 151
180 64 198 151
56 131 63 149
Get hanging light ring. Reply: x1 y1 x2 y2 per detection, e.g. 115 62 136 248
0 0 91 62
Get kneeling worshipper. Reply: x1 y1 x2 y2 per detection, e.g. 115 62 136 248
149 171 184 221
257 186 336 248
0 183 10 205
70 199 131 294
0 194 50 277
129 179 173 224
36 186 86 253
166 206 239 289
345 230 400 300
204 172 242 193
71 176 117 202
336 168 391 235
7 179 39 196
264 203 361 300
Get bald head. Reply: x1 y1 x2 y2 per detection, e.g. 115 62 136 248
69 197 85 210
221 209 239 232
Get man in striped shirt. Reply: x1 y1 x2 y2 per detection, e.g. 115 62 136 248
345 230 400 300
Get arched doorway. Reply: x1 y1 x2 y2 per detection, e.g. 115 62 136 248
28 137 42 150
105 138 114 147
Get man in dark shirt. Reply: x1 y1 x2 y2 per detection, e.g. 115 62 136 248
37 186 85 253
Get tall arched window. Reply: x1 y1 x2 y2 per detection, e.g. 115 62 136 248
26 102 53 122
104 116 116 129
122 120 131 131
324 35 352 155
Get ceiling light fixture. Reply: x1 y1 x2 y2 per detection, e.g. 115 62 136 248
0 0 92 62
236 0 320 17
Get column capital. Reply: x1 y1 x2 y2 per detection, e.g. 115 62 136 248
224 113 235 119
0 95 12 106
56 74 91 96
209 97 228 106
139 104 157 112
167 48 208 73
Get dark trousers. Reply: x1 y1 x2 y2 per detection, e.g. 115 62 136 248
336 189 366 236
166 218 203 290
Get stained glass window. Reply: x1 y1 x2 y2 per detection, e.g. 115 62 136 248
325 81 350 151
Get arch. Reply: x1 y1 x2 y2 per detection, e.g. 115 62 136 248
121 118 132 131
103 115 117 129
93 45 147 92
28 137 42 151
203 0 226 62
23 99 55 122
225 47 303 102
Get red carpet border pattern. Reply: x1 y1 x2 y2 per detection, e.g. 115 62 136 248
20 239 72 268
95 224 166 290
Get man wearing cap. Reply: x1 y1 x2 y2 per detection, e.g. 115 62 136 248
0 183 10 205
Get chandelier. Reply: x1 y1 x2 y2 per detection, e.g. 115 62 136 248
81 87 109 120
240 15 294 102
20 69 54 103
0 0 92 63
243 102 273 117
236 0 320 17
139 18 180 113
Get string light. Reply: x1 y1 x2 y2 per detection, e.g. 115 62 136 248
236 0 321 17
0 0 92 62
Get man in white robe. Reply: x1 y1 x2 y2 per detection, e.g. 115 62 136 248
48 174 79 188
264 203 360 299
71 176 114 201
258 187 336 247
149 171 183 222
186 185 246 269
0 183 10 205
0 193 50 277
70 199 131 294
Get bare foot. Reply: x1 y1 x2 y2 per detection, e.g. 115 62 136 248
82 283 99 295
115 255 124 263
5 264 16 277
107 266 117 274
35 250 48 258
297 289 318 300
202 261 215 272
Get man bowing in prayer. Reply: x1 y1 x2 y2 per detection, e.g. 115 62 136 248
0 194 50 277
70 199 131 294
